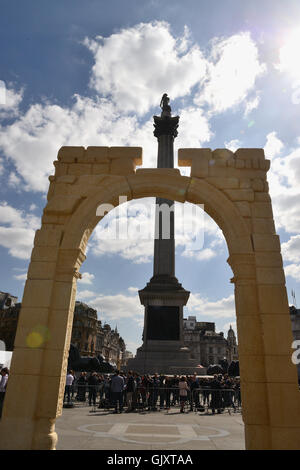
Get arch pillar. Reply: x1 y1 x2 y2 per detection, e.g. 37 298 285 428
0 226 85 449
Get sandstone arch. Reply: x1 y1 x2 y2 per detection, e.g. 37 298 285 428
0 145 299 450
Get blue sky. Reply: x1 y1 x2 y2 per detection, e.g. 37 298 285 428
1 0 300 354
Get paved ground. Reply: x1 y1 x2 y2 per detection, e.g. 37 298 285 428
55 404 245 450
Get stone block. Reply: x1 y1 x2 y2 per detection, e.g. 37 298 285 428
41 348 69 377
240 382 270 425
252 233 281 252
53 161 68 177
264 355 299 383
234 201 251 217
251 202 274 218
36 375 64 418
236 315 264 355
34 227 63 247
213 149 234 162
256 267 286 285
235 148 265 160
252 218 275 234
207 165 229 177
178 148 211 166
31 246 58 262
57 146 85 163
47 309 74 351
22 280 54 308
240 178 251 189
55 175 77 184
85 146 109 163
9 347 44 375
254 252 283 267
266 383 300 427
260 314 295 355
235 283 259 315
244 424 271 450
13 307 49 348
238 354 267 383
254 192 271 202
109 147 142 165
224 189 254 202
92 163 110 174
27 261 56 280
235 158 245 169
44 195 82 216
110 158 135 175
252 178 265 192
206 177 239 189
257 285 289 314
2 374 40 419
51 281 77 311
67 163 92 176
270 426 300 449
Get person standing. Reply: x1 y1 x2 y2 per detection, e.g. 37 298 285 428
111 370 125 413
88 372 98 407
64 370 74 404
0 367 9 418
125 371 136 412
179 376 189 413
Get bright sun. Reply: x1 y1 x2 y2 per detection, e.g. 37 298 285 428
279 29 300 78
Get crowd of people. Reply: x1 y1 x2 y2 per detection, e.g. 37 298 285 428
64 369 241 414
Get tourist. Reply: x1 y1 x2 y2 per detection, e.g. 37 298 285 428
77 372 87 402
179 376 189 413
0 367 9 418
111 370 125 413
88 372 98 406
64 370 75 404
210 375 223 414
125 370 136 412
189 374 200 412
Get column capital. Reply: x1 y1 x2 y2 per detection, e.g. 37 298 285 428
153 115 179 138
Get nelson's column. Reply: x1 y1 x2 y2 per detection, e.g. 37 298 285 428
127 95 201 375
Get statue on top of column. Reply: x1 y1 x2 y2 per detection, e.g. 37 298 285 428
160 93 172 117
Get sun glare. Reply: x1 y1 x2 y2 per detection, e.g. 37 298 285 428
279 28 300 78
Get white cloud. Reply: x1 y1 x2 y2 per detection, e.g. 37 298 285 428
264 131 284 159
187 293 235 319
224 139 241 152
84 21 207 115
284 264 300 282
13 273 27 281
0 202 40 259
0 86 23 118
78 272 95 285
77 289 98 300
244 95 261 116
276 28 300 79
282 235 300 264
194 32 266 113
88 293 144 324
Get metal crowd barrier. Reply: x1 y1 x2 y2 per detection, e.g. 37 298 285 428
63 384 242 414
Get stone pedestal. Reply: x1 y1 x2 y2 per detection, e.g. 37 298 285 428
127 275 202 375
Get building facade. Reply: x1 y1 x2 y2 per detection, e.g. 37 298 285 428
183 316 238 367
0 298 127 368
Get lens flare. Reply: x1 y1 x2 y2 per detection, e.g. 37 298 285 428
26 325 50 348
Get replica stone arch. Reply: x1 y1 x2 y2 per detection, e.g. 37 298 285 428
0 145 299 450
